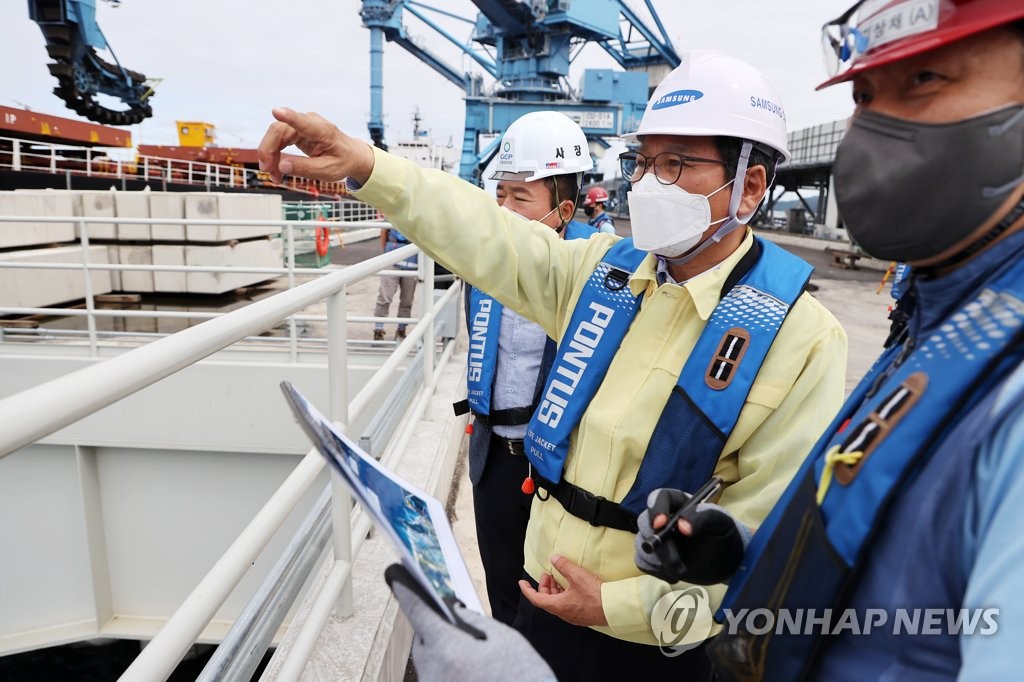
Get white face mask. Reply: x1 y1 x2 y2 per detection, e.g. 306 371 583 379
500 204 560 228
627 174 732 258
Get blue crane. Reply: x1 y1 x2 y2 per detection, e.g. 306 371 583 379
359 0 680 184
27 0 153 126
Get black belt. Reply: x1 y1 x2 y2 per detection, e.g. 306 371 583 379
452 400 534 428
489 433 525 456
537 477 638 533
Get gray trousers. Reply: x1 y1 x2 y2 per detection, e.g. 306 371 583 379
374 274 416 329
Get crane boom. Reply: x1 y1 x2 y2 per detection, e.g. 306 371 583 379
28 0 153 126
360 0 680 183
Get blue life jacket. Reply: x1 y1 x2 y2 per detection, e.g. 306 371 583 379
891 262 911 300
461 220 596 425
589 212 614 233
524 235 812 522
708 254 1024 682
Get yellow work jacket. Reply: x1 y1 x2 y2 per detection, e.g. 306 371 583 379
354 148 848 644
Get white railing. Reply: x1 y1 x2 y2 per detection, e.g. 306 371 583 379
0 134 347 195
0 214 401 358
0 225 463 679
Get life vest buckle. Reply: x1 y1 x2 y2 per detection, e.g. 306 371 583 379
568 488 606 526
604 268 630 291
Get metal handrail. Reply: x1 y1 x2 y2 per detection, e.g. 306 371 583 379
112 258 460 681
0 224 462 678
0 213 403 356
0 243 417 457
0 134 348 194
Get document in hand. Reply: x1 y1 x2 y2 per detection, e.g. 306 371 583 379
280 381 483 623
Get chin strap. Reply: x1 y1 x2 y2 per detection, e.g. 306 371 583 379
663 141 763 265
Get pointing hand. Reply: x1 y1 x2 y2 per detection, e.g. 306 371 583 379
257 107 375 185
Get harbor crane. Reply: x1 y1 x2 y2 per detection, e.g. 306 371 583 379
360 0 680 183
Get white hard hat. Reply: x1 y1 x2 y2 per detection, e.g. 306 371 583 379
491 111 594 182
624 50 791 162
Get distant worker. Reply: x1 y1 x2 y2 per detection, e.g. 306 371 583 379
455 111 598 625
582 186 615 234
258 49 848 680
373 226 417 342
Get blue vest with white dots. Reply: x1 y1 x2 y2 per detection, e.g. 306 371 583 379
524 236 812 513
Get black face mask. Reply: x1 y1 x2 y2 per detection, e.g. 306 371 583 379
583 206 595 217
834 105 1024 263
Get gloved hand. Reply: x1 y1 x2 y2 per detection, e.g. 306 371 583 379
634 488 752 585
384 564 556 682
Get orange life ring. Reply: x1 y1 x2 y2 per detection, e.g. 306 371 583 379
315 226 330 257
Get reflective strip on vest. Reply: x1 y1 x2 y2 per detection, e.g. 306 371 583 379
713 256 1024 682
620 239 811 512
525 236 811 509
465 220 596 416
466 288 503 415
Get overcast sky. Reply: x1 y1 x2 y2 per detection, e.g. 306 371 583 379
2 1 855 170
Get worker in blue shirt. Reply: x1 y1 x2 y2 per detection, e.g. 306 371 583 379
582 187 615 234
373 227 417 341
631 2 1024 680
457 111 598 625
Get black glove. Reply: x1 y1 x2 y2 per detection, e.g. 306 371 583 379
384 564 556 682
634 488 751 585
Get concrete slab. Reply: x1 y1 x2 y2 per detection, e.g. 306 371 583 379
113 192 151 241
185 193 281 243
0 192 76 249
106 245 122 292
152 244 186 292
118 245 154 293
149 194 186 242
185 238 283 294
76 191 117 241
0 245 112 308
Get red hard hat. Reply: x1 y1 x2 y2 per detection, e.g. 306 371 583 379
583 187 610 206
818 0 1024 90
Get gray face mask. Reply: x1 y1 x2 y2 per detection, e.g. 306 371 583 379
834 105 1024 263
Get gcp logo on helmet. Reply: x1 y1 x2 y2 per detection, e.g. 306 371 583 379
650 586 715 656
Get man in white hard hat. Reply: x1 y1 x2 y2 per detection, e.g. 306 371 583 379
458 111 600 626
258 50 847 679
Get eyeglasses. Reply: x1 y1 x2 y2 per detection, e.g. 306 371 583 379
618 151 725 186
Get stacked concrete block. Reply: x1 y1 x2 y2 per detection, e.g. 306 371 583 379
0 245 112 308
1 189 287 303
0 192 76 248
185 238 283 294
119 245 154 293
149 193 186 241
185 192 282 242
152 244 187 293
75 191 118 240
114 191 151 241
106 244 122 291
